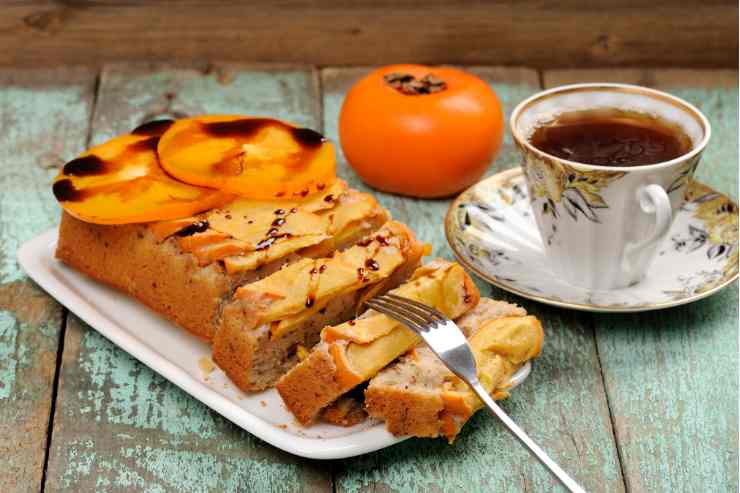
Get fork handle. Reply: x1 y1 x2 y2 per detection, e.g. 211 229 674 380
470 381 587 493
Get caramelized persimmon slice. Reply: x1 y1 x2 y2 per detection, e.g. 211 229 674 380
53 123 233 224
149 216 202 242
191 239 250 266
157 115 336 200
176 231 231 253
329 344 364 388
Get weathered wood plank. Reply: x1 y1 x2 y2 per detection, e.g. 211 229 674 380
0 68 96 493
544 69 739 492
48 316 331 492
1 1 737 69
44 64 332 493
323 67 625 492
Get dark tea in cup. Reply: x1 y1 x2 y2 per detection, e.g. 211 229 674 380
529 109 692 167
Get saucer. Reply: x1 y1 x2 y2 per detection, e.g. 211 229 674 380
445 168 738 312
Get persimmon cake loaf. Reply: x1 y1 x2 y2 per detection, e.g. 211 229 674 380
278 294 543 437
54 115 390 342
316 298 530 428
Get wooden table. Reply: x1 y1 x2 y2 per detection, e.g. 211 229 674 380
1 64 736 493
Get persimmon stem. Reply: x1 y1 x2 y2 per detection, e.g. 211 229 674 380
384 72 447 95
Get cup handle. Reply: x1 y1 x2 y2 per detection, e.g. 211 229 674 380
623 184 672 270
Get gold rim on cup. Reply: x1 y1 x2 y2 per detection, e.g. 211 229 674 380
509 83 712 174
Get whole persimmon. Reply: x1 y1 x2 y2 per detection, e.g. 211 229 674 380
339 64 504 198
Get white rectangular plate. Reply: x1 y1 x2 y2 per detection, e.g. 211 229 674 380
18 228 530 459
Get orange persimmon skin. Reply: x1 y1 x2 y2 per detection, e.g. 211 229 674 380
339 65 504 198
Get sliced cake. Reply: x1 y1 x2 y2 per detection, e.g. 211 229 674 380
276 259 480 424
212 221 426 391
365 300 543 442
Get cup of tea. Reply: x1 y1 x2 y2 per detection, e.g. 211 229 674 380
510 83 711 290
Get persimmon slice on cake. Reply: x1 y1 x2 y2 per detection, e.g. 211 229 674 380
53 122 233 224
147 180 390 274
157 115 336 200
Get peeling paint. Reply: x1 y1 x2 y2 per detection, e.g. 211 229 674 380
0 311 18 399
30 67 738 493
0 68 95 493
78 330 219 438
58 439 304 493
0 84 91 283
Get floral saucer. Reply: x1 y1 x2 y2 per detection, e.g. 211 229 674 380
445 168 738 312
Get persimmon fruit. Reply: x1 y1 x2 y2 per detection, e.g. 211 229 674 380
53 122 233 225
157 115 336 200
339 65 504 198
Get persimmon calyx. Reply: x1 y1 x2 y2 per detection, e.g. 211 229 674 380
383 72 447 95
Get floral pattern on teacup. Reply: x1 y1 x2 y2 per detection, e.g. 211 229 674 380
683 181 739 280
667 155 701 196
521 150 625 223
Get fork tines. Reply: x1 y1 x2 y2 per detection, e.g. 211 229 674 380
365 294 447 333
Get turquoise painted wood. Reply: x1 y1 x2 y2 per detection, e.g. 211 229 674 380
0 65 735 493
322 67 625 492
43 64 331 493
48 316 331 492
545 69 738 492
0 68 96 493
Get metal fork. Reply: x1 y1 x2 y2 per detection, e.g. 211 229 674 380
366 294 586 493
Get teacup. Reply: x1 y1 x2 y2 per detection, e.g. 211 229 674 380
510 83 711 290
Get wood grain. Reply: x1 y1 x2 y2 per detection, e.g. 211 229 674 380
324 67 626 492
43 64 332 493
0 68 96 493
8 64 733 492
545 69 739 492
1 1 737 69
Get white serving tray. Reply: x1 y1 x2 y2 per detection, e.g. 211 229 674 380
18 228 531 459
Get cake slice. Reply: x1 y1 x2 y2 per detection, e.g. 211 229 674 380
276 259 480 424
55 179 388 340
365 299 543 442
212 221 426 391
